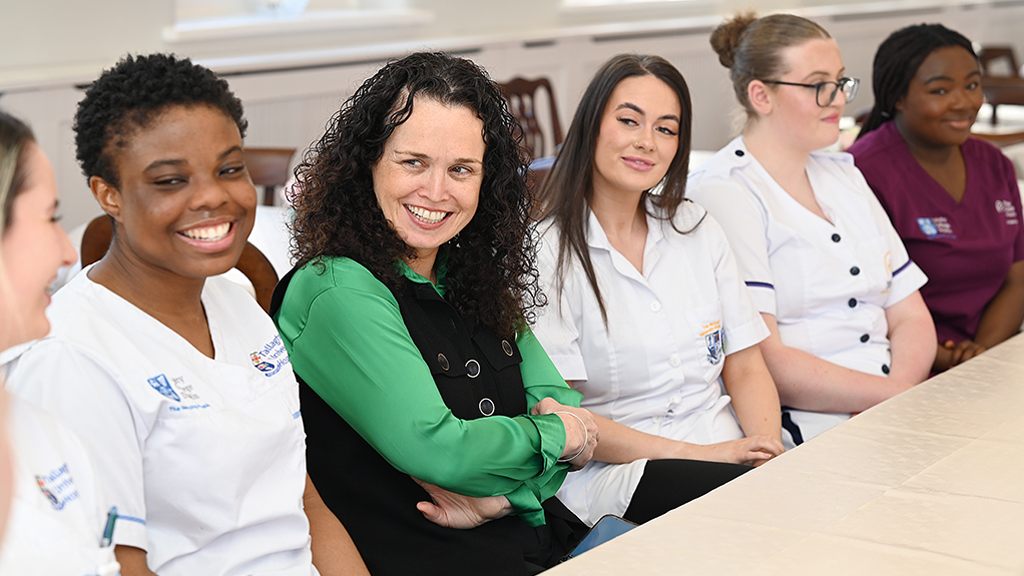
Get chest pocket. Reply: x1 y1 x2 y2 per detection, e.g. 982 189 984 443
681 300 725 383
394 281 528 420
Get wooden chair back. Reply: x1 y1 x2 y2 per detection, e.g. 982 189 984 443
79 215 279 314
979 46 1021 78
244 147 296 206
499 77 564 159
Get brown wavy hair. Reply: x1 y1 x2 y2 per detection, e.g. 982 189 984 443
535 54 693 323
290 52 540 339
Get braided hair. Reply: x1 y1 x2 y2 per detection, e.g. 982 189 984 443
857 24 975 139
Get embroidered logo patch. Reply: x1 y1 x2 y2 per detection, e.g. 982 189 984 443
700 320 724 365
916 217 955 239
996 200 1019 225
147 374 180 402
35 463 79 511
251 334 291 378
249 352 276 373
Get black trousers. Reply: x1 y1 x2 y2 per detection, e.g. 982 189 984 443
622 459 752 524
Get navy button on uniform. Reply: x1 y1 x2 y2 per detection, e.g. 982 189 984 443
860 334 869 343
850 266 860 276
831 233 841 242
735 150 745 157
881 364 890 375
848 298 857 308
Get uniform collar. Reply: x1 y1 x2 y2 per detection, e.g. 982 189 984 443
585 197 665 252
396 252 449 297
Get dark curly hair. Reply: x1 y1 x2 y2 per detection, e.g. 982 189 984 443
857 24 976 140
74 53 247 188
290 52 539 340
536 54 693 323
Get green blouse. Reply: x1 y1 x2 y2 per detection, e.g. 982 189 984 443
274 256 582 526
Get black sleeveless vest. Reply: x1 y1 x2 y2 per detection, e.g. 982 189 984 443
271 266 577 576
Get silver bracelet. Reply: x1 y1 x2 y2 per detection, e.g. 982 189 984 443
554 411 588 463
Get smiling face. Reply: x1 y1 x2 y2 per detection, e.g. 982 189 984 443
96 104 256 281
371 97 485 278
1 143 77 345
592 75 681 199
767 38 847 153
895 45 983 150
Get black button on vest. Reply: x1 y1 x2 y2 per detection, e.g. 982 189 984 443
735 149 745 157
831 233 841 242
860 334 870 343
848 298 857 308
850 266 860 276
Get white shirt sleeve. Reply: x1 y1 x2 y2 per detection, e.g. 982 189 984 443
702 212 771 355
5 339 149 550
531 225 589 382
689 174 778 316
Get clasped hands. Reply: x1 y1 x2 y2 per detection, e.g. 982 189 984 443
414 397 598 529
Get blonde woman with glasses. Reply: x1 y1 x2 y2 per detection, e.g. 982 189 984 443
689 14 936 448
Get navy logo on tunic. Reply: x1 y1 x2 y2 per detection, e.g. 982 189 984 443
147 374 181 402
250 352 276 373
705 329 723 365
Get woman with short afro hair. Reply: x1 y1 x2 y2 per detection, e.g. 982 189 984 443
3 53 368 576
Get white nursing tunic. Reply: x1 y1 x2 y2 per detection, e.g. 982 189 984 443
0 397 119 576
532 200 768 525
3 270 317 576
687 136 927 446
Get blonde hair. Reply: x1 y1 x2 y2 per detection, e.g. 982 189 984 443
0 110 36 348
710 13 831 119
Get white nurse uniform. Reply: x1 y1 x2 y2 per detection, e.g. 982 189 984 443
0 397 119 575
3 270 317 576
687 136 927 447
532 199 768 525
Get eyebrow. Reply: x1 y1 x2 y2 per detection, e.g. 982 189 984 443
142 145 244 172
800 68 846 82
923 70 981 83
394 150 482 165
615 102 680 122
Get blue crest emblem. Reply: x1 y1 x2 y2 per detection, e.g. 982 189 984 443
147 374 181 402
35 476 61 508
705 330 723 365
250 352 276 373
917 218 938 236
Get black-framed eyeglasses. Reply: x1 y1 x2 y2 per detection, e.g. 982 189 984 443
760 77 860 107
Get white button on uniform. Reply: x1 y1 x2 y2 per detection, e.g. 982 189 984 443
650 301 662 312
669 354 681 367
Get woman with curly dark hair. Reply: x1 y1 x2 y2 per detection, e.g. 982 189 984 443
2 54 368 576
272 52 598 575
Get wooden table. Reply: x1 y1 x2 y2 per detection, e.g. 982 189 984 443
547 334 1024 575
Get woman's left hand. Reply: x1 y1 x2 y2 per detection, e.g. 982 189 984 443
412 478 513 529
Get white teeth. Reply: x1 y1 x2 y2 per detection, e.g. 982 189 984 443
182 222 231 241
406 205 448 224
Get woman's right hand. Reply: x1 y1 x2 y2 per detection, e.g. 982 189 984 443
530 398 599 471
683 435 784 467
933 339 986 372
